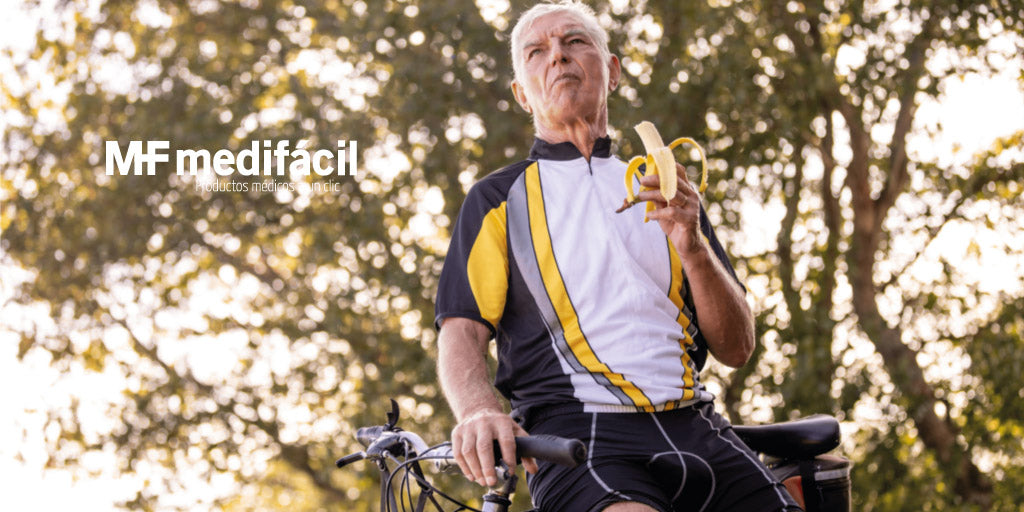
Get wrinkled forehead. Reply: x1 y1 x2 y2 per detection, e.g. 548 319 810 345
519 11 589 49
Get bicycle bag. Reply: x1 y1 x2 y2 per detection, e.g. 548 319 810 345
765 454 851 512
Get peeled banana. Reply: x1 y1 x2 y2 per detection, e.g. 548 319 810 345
618 121 709 219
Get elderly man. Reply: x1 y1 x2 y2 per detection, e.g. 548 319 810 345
434 2 799 511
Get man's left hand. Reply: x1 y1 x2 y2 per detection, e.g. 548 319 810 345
637 163 705 257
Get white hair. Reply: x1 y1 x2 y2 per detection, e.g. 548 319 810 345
509 1 612 84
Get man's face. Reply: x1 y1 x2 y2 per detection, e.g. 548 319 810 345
511 12 619 130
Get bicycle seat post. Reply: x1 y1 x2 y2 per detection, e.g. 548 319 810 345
481 462 517 512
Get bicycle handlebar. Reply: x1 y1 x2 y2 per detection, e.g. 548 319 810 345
423 434 586 470
514 434 586 467
340 426 586 469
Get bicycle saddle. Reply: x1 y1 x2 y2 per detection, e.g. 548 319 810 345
732 414 840 459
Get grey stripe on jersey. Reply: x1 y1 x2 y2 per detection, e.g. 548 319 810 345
506 167 634 407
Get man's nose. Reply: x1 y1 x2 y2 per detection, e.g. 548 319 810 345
549 41 570 65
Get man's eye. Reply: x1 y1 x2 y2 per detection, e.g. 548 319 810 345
569 38 584 44
528 48 541 58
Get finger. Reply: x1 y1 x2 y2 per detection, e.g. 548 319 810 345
451 427 468 476
476 431 497 486
674 162 692 185
676 178 698 199
637 177 695 207
637 174 660 188
522 456 539 474
460 430 484 485
646 205 688 223
638 190 697 216
637 165 693 188
495 421 517 468
635 189 671 204
676 177 698 199
674 168 699 200
645 206 666 221
509 423 539 474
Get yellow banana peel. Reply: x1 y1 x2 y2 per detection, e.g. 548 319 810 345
618 121 709 220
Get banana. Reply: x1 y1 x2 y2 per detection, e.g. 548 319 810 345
618 121 709 219
635 121 678 202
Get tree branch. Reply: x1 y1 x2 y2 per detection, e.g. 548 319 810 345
881 189 970 292
254 410 348 503
772 3 873 229
116 318 348 502
877 19 937 216
817 107 841 314
115 317 213 395
183 222 288 290
882 157 1022 291
776 155 806 332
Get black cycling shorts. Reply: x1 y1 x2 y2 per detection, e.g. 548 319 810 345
523 402 802 512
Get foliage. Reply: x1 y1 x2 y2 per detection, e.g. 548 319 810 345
2 0 1023 510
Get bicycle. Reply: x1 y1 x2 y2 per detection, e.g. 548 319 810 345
335 399 586 512
337 400 850 512
733 415 851 512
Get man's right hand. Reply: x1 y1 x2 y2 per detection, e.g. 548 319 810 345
451 408 539 487
438 317 538 486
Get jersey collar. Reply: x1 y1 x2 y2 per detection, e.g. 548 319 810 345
529 136 612 161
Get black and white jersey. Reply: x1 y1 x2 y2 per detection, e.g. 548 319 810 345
435 136 743 417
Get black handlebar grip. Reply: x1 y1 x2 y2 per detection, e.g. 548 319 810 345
356 426 384 448
335 452 365 468
514 435 587 468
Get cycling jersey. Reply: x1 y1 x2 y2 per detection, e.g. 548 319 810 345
435 136 744 418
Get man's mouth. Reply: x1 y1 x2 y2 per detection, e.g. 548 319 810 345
552 73 580 86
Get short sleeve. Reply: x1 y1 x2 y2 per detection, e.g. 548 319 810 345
698 203 745 292
434 182 511 337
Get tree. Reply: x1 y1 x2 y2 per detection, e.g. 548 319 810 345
2 0 1022 510
612 0 1023 508
3 0 514 508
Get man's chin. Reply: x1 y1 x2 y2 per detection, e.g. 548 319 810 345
546 101 603 125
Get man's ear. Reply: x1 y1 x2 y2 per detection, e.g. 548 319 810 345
607 54 621 90
511 80 532 114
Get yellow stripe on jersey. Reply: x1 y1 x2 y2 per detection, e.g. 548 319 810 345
466 202 509 329
524 164 652 408
667 240 696 401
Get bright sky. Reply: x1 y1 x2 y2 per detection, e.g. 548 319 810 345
2 1 1023 510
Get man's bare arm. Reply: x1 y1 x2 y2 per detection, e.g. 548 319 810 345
677 244 754 368
438 317 502 420
640 167 755 368
437 317 537 487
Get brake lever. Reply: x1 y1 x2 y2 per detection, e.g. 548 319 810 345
385 398 400 430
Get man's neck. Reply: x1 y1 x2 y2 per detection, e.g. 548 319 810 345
534 113 608 161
